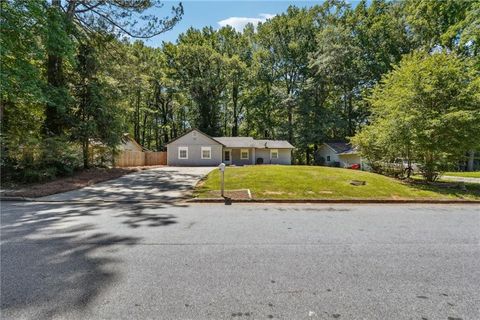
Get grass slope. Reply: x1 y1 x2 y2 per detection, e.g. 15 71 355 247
195 165 480 200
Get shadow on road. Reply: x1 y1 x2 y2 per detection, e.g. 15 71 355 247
0 201 184 319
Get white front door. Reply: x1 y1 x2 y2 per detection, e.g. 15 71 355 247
224 149 231 164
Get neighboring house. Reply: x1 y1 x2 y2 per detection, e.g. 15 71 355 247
120 133 146 152
115 134 167 167
91 133 166 167
166 128 294 166
89 133 144 153
316 142 362 168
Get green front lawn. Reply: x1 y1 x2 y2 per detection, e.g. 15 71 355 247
194 165 480 200
444 171 480 178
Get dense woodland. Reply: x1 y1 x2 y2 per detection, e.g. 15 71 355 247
1 0 479 182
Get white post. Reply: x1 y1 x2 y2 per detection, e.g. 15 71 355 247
218 163 226 197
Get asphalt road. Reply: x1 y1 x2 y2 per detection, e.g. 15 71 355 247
1 202 479 320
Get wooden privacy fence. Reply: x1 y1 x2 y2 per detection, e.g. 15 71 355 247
145 151 167 166
115 151 167 167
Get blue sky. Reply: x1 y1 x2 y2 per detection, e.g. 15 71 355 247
143 1 331 47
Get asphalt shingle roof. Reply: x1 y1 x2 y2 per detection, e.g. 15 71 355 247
325 142 358 154
253 140 295 149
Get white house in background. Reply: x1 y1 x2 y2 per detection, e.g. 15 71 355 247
317 142 363 169
166 128 294 166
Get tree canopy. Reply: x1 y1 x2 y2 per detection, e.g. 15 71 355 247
1 0 478 182
352 52 480 181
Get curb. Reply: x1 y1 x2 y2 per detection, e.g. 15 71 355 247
1 196 32 201
188 198 480 204
2 196 480 205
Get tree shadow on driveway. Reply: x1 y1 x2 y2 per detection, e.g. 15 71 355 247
38 168 213 202
0 201 184 319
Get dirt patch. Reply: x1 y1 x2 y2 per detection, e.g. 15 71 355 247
263 191 286 195
1 167 161 198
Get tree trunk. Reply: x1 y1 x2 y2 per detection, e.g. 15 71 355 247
232 85 239 136
44 0 66 136
82 139 89 169
287 102 293 143
134 89 141 142
141 111 148 146
155 115 160 151
45 51 65 135
467 150 475 171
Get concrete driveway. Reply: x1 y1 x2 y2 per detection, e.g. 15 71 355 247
39 166 215 202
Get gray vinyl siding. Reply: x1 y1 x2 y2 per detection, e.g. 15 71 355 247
276 149 292 165
167 131 222 166
231 148 253 166
227 148 292 165
253 148 291 165
255 149 270 164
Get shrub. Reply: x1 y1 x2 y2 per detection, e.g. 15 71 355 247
1 136 82 183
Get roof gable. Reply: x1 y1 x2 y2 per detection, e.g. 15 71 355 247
121 133 145 151
166 128 224 146
167 129 294 149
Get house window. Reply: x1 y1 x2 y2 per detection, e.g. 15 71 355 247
270 149 279 159
240 149 249 159
327 156 331 161
178 147 188 159
201 146 211 159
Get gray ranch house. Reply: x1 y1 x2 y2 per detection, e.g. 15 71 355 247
166 129 294 166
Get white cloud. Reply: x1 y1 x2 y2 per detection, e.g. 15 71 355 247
218 13 275 31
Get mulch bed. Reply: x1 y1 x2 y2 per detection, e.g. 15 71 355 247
2 166 164 198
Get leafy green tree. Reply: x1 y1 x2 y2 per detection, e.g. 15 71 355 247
403 0 476 53
311 23 361 137
352 0 413 82
1 0 48 177
166 44 228 136
72 44 122 168
256 6 317 142
43 0 183 135
352 52 480 181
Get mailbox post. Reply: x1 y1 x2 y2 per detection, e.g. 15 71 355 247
218 163 226 197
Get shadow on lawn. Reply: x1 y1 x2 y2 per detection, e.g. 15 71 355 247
406 179 480 199
0 201 185 319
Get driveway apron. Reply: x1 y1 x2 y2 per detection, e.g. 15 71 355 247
38 167 215 202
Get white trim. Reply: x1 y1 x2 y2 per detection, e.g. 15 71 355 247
178 146 188 159
240 149 249 160
201 146 211 159
270 149 279 159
